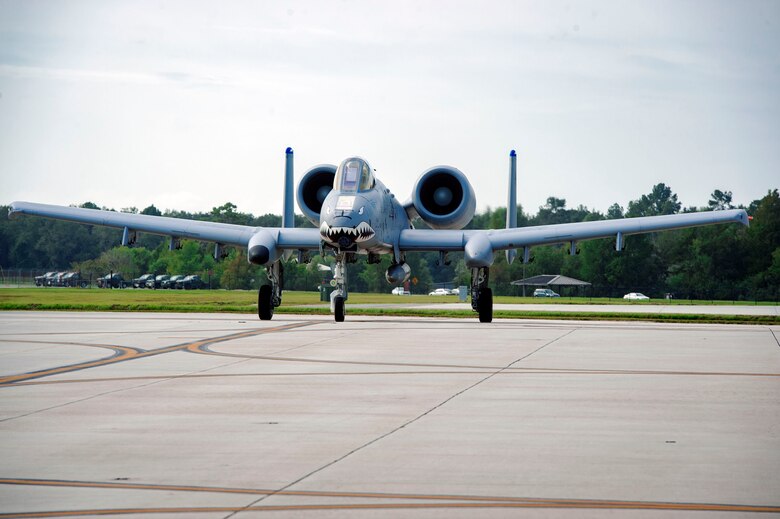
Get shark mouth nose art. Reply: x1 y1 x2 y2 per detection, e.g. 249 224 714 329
320 221 376 243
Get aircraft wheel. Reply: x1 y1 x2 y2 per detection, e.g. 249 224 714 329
478 287 493 323
258 285 274 320
334 296 345 322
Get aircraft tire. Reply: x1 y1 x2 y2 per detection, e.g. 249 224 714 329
334 296 345 322
478 287 493 323
258 285 274 320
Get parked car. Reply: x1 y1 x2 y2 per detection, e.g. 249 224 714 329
96 273 129 289
533 288 560 297
623 292 650 301
176 275 203 290
391 286 410 295
50 272 68 287
60 272 88 288
146 274 170 289
428 288 452 296
161 275 185 289
35 271 58 286
132 274 155 288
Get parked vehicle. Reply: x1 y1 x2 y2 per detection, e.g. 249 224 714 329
96 273 129 289
146 274 170 289
533 288 560 298
132 274 155 288
161 275 185 289
35 271 58 286
623 292 650 301
176 275 203 290
50 272 68 286
60 272 88 288
428 288 452 296
391 286 410 295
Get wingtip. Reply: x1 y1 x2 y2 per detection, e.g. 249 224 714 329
8 202 22 219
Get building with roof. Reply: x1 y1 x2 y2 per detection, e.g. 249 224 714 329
510 274 591 297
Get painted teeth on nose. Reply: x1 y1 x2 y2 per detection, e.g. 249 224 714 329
354 222 375 241
319 223 330 239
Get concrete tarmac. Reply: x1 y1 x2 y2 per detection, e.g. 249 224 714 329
349 302 780 316
0 311 779 518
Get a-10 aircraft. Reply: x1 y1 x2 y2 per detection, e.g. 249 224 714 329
9 148 749 322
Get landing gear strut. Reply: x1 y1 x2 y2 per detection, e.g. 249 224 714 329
470 267 493 323
330 253 348 322
258 261 284 321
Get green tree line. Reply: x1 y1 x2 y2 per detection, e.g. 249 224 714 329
1 185 778 300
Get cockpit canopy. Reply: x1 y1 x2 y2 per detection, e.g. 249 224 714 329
334 157 374 193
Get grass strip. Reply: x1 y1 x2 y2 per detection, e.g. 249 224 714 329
2 288 777 307
2 302 777 325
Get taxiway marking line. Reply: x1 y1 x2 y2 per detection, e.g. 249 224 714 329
0 346 140 385
185 343 780 377
0 478 778 514
7 368 780 388
2 502 780 517
0 322 313 386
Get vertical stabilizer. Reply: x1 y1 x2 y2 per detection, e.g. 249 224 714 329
283 147 295 229
505 150 517 264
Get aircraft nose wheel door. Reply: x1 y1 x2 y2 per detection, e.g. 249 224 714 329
470 267 493 323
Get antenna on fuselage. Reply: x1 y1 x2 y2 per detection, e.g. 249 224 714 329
505 149 518 264
283 147 295 229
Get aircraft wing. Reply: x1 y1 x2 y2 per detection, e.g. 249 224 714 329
399 208 750 252
7 201 321 251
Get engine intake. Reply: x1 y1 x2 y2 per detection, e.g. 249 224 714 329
410 166 475 229
297 164 337 225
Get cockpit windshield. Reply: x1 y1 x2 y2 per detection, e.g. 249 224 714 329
335 157 374 193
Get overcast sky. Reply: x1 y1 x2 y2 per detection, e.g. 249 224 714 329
1 0 778 218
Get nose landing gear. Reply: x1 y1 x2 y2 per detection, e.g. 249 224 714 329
330 254 348 322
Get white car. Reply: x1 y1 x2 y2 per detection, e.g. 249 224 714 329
623 292 650 301
428 288 451 296
391 287 410 295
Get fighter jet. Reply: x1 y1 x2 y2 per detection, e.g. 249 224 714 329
9 148 749 322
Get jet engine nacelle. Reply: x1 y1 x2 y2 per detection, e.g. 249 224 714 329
385 262 411 284
410 166 476 230
297 164 337 225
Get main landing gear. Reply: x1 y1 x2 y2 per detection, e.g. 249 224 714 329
470 266 493 323
258 261 283 320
